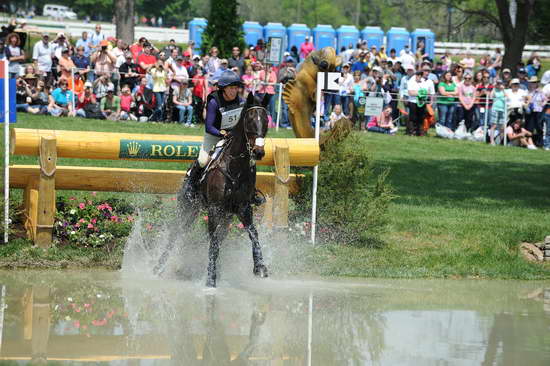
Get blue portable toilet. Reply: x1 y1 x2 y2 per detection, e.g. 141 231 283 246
411 28 435 60
313 24 336 49
336 25 359 52
386 27 410 55
264 22 286 46
361 26 384 51
242 21 263 48
188 18 207 51
287 24 311 52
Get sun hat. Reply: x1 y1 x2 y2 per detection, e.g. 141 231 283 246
84 81 93 88
528 76 539 83
502 68 511 73
100 40 109 47
510 78 520 84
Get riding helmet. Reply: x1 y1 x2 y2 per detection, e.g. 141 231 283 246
218 70 242 88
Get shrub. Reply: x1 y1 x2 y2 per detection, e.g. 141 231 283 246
54 194 134 248
294 133 395 247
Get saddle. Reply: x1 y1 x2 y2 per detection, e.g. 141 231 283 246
199 139 231 184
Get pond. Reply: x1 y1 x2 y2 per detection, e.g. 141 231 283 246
0 270 549 365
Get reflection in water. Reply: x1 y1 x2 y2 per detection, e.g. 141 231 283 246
0 271 550 365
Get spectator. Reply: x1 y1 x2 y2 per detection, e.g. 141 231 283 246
0 39 5 60
15 77 39 113
100 85 121 120
228 46 245 75
58 48 75 82
6 33 25 78
517 68 529 90
150 60 168 121
68 72 84 95
191 67 207 123
407 70 431 136
257 63 277 116
93 74 114 101
29 79 50 113
89 24 106 51
130 37 147 61
458 72 477 131
255 39 266 62
475 70 494 129
75 81 97 117
92 40 116 78
437 71 457 130
500 68 512 86
242 64 256 96
119 53 140 90
32 33 54 84
387 48 398 65
400 46 416 71
299 36 314 61
119 85 137 120
137 43 157 75
337 63 354 117
173 79 194 126
163 39 181 56
505 78 529 115
328 104 345 129
525 76 546 145
72 46 91 78
526 52 541 77
212 58 229 83
451 64 464 85
170 54 190 86
205 47 220 76
460 50 475 71
489 80 507 145
351 51 369 75
506 115 537 149
185 40 195 59
75 31 91 57
367 105 398 134
48 79 75 116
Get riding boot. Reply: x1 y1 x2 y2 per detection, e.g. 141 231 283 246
183 161 204 202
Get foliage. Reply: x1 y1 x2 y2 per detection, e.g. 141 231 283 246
54 194 134 248
201 0 246 58
294 133 395 248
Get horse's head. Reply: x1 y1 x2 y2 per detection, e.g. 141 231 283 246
243 93 269 161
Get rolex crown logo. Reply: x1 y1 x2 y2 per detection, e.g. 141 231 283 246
127 141 141 156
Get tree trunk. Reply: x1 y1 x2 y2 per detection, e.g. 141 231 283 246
495 0 534 76
115 0 135 45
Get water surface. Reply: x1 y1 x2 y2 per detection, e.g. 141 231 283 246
0 270 549 365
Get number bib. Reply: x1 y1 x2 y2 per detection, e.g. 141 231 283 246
220 107 243 130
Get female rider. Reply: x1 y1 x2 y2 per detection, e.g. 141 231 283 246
183 70 264 205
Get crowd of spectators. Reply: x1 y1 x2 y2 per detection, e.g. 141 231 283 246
1 19 549 149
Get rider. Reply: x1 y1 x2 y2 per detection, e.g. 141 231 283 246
184 69 264 205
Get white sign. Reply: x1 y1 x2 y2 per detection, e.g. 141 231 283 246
268 37 283 64
316 72 341 92
364 96 384 116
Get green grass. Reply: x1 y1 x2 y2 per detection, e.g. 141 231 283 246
3 113 550 279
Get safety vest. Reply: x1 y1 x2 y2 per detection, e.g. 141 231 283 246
207 90 245 131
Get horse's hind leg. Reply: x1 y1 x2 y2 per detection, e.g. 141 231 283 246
238 204 268 278
153 187 200 276
206 207 231 288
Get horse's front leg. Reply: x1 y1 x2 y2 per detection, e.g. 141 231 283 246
238 204 268 278
206 206 230 288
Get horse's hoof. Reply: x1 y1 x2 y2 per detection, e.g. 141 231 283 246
253 265 268 278
206 277 216 288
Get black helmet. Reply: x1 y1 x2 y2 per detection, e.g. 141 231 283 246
218 70 242 88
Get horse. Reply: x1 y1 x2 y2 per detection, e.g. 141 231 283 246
154 92 270 288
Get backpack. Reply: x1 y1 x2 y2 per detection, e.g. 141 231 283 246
84 102 105 119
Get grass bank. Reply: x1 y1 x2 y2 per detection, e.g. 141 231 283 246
3 114 550 278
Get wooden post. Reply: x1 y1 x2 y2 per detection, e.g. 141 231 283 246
24 178 39 241
273 144 290 235
35 137 57 248
261 195 274 230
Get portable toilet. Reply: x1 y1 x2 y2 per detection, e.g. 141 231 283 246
242 21 263 48
263 22 286 46
313 24 336 49
361 26 384 51
336 25 359 52
188 18 207 51
287 23 311 52
386 27 410 54
411 28 435 60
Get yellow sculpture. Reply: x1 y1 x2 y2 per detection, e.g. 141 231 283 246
282 47 351 142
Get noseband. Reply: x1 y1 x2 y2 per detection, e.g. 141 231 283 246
244 105 268 157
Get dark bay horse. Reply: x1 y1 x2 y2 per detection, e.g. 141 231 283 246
155 93 270 288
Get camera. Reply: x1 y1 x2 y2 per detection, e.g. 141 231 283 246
102 46 107 51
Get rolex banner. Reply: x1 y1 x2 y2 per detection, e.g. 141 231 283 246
119 139 202 160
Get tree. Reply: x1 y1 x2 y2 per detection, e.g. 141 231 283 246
422 0 536 74
201 0 245 58
115 0 135 44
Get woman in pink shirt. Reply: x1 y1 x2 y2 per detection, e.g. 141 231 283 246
299 36 315 61
458 73 477 131
241 64 256 97
257 63 277 115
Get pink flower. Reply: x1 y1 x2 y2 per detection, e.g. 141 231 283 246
75 307 81 313
171 197 177 201
79 218 86 223
91 191 97 196
203 216 208 222
126 216 134 222
75 223 80 228
91 218 97 224
237 223 245 229
73 320 80 328
110 215 118 222
84 303 91 308
79 203 86 209
87 223 94 229
92 318 108 326
69 197 76 201
106 310 115 318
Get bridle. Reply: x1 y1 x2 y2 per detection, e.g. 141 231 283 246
243 105 269 157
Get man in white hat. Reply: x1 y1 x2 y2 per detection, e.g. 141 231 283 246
32 32 54 84
505 78 528 115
